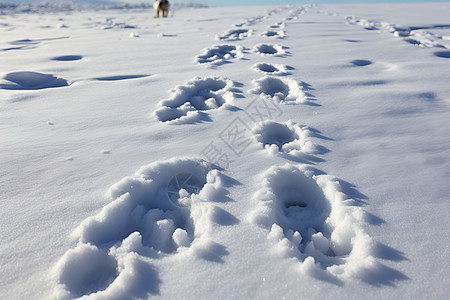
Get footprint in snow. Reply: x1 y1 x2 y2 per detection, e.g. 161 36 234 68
0 45 35 52
53 158 236 299
0 71 69 90
51 55 83 61
236 15 265 27
253 43 287 56
9 36 69 46
216 28 253 41
253 120 321 159
249 164 376 284
195 44 245 65
252 62 292 76
154 76 240 124
261 30 286 39
94 74 150 81
9 39 40 45
268 22 285 29
434 50 450 59
350 59 372 66
249 76 309 104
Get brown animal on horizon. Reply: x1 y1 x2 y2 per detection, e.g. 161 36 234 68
154 0 169 18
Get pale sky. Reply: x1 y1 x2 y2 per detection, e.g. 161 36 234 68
4 0 447 6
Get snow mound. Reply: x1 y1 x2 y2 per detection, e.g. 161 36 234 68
0 71 69 90
53 157 234 299
154 76 239 124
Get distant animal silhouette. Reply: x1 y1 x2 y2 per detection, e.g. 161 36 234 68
154 0 169 18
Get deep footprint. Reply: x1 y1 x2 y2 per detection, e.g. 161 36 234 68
216 28 253 41
195 44 245 65
94 74 149 81
154 76 239 124
252 120 318 156
261 30 285 39
252 63 291 76
51 55 83 61
250 76 307 104
350 59 372 66
54 158 234 299
249 164 376 283
434 51 450 59
254 43 286 56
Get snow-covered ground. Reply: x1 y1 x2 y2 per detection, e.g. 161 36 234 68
1 2 449 299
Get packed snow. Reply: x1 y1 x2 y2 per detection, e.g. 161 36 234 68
0 2 449 300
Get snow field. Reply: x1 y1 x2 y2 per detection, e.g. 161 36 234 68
1 2 449 300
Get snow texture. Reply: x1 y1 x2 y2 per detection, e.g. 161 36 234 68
1 2 449 300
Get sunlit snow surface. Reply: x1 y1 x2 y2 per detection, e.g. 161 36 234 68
1 2 449 299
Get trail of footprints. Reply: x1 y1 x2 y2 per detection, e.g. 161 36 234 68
332 12 450 58
54 5 404 298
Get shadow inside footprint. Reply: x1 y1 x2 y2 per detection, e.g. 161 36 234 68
250 76 309 104
260 77 289 96
263 31 278 37
95 75 149 81
52 55 83 61
257 63 278 73
168 173 204 203
256 121 296 148
350 59 372 66
434 51 450 59
255 44 278 55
